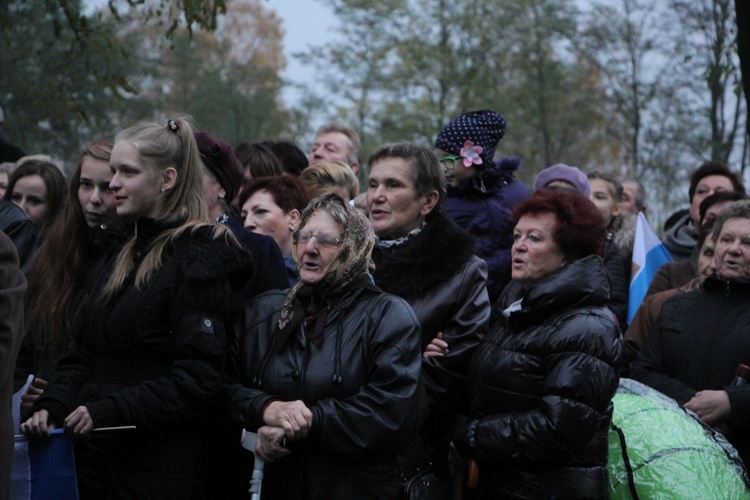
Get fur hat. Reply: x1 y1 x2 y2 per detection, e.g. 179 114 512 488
194 131 244 203
534 163 590 197
435 110 506 168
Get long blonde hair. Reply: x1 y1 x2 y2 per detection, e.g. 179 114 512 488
101 117 233 302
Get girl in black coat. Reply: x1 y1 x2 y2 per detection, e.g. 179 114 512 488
22 118 253 499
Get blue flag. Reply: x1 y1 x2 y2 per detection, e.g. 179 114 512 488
11 429 79 500
628 213 673 324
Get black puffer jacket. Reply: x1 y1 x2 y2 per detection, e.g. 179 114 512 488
226 286 427 500
34 217 254 499
453 256 623 498
631 276 750 468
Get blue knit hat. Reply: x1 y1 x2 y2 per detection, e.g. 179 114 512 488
435 110 506 169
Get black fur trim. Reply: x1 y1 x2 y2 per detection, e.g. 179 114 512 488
372 215 476 300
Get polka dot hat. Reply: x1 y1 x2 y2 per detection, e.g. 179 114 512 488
434 109 506 169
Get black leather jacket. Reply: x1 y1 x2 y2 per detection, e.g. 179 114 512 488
453 256 623 498
226 286 427 499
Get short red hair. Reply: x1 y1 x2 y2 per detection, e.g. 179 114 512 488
512 189 605 260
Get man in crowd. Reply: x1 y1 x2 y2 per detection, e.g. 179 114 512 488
307 123 361 174
620 176 647 215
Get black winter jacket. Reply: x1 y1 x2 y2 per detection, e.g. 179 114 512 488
631 276 750 467
453 256 623 498
34 217 253 499
372 215 489 416
226 286 427 499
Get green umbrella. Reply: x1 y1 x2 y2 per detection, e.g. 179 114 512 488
609 379 750 499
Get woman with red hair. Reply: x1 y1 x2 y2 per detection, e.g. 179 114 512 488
450 189 623 498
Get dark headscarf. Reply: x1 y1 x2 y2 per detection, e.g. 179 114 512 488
276 193 378 348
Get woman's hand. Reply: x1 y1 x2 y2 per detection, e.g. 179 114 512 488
684 390 731 426
262 400 312 440
64 406 95 436
20 409 56 438
256 425 292 463
20 377 48 415
423 332 449 358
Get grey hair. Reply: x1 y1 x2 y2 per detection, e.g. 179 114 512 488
366 142 446 219
620 176 647 211
711 200 750 242
315 123 361 167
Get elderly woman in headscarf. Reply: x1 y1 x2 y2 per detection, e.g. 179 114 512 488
225 193 428 499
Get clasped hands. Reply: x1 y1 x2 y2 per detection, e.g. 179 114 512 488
257 400 313 463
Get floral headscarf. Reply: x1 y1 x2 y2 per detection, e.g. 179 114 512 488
276 194 376 346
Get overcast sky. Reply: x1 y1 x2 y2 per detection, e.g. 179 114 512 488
270 1 336 108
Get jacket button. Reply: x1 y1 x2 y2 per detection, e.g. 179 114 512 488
203 319 212 328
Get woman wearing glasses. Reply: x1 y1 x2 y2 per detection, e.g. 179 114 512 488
435 110 530 303
226 193 428 499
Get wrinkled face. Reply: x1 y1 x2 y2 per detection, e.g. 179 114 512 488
295 210 343 284
697 237 716 277
621 182 639 214
366 157 433 240
308 133 357 173
690 175 734 227
436 148 475 187
511 212 566 287
714 217 750 280
10 174 49 232
109 141 165 219
78 156 117 228
241 190 298 256
589 178 621 226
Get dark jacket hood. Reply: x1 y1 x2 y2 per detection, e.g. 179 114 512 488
662 212 696 261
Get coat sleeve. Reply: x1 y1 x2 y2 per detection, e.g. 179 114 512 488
646 263 675 297
306 296 425 456
422 257 490 412
83 270 229 430
630 309 697 405
452 312 622 466
222 300 281 431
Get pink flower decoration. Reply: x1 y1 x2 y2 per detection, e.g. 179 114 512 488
460 140 483 167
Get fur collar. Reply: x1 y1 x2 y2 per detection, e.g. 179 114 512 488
372 215 476 300
171 225 255 283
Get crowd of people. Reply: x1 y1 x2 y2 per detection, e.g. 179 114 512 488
1 103 749 499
